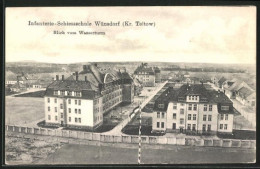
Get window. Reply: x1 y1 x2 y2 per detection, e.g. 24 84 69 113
61 113 63 118
48 106 50 111
69 108 71 113
79 118 81 123
173 103 177 109
75 109 77 114
209 105 212 111
79 100 81 105
69 117 71 122
48 115 51 120
68 99 71 104
220 124 223 129
54 90 58 95
208 125 211 131
157 122 160 128
220 114 224 120
188 104 192 110
188 114 191 120
162 112 165 118
203 115 207 121
189 96 191 100
55 107 57 112
161 122 164 128
75 91 81 97
158 104 164 108
221 106 229 110
208 115 212 121
47 98 50 103
54 98 57 103
181 103 184 106
78 109 81 114
157 112 160 118
55 116 57 121
75 100 77 105
61 90 65 95
193 104 197 111
173 113 176 119
180 118 184 124
180 109 184 114
187 124 191 130
192 124 196 131
202 124 206 131
204 104 207 111
225 114 228 120
75 118 78 123
224 124 228 130
67 91 71 96
193 114 196 120
60 104 63 109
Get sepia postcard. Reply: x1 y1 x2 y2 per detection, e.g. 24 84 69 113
4 6 256 165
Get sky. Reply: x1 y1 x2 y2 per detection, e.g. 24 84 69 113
6 7 256 64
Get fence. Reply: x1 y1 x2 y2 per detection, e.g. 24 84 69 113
5 125 255 149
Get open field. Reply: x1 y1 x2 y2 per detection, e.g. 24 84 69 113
5 97 45 126
37 143 255 164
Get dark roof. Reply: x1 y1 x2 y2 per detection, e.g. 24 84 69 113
153 84 234 114
218 77 227 85
46 80 93 91
237 87 254 99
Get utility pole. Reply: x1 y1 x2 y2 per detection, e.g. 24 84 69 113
138 107 142 164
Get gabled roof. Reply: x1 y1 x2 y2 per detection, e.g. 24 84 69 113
218 77 227 85
237 87 254 99
47 80 93 91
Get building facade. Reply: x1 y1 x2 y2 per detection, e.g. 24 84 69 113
44 64 134 129
134 63 161 87
151 84 234 135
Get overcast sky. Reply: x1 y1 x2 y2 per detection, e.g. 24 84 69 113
6 7 256 64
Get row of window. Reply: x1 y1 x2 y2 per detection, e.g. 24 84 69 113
188 95 199 101
220 114 229 120
47 98 82 106
188 114 197 121
68 99 81 105
68 108 81 114
219 124 228 130
157 112 165 118
53 90 81 97
172 103 213 112
69 117 81 123
156 122 165 128
203 115 212 121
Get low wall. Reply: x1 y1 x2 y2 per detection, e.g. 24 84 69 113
5 125 255 149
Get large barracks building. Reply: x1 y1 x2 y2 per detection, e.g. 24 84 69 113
44 64 134 129
152 84 235 135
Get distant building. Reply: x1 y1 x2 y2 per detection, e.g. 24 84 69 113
134 63 161 87
10 82 27 92
44 64 134 129
217 77 227 88
151 84 234 135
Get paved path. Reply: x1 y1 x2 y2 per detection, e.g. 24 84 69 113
103 81 168 135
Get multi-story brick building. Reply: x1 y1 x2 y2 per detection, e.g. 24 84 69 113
44 64 134 130
134 63 161 87
151 84 234 135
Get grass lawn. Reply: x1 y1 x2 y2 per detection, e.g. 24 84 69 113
5 97 45 126
37 144 256 164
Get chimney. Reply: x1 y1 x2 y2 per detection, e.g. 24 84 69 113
56 75 59 81
75 71 78 81
62 75 64 81
85 76 87 82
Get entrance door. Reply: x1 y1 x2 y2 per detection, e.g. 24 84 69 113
172 123 176 130
61 121 64 126
180 127 183 133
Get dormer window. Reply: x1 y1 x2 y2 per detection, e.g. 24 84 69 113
75 91 81 97
54 90 58 95
158 104 164 108
221 106 229 111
